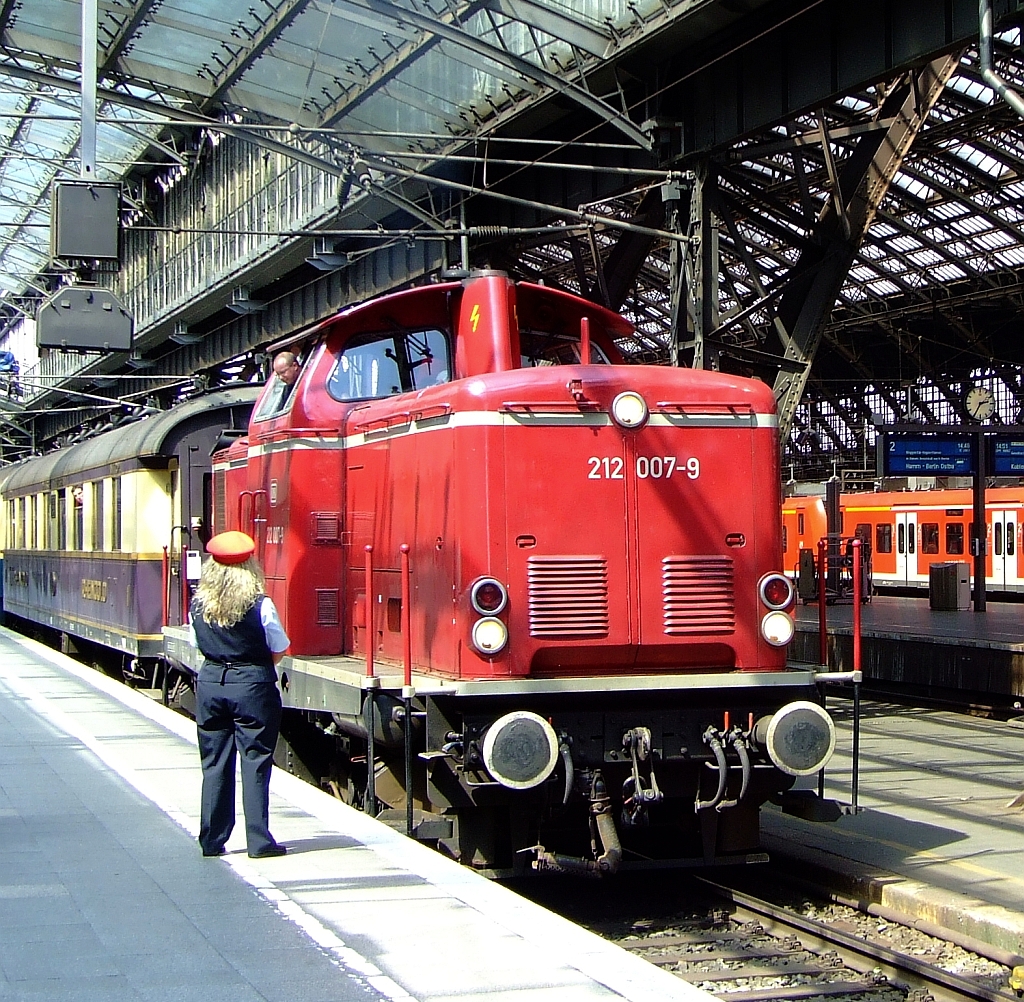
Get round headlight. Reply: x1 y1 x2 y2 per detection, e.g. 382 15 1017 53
759 573 795 610
470 577 508 615
611 391 648 429
471 617 508 655
761 610 795 647
482 711 559 790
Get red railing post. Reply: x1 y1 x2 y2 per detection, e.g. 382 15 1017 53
817 538 828 668
852 538 862 673
400 544 412 687
579 316 591 365
364 544 375 678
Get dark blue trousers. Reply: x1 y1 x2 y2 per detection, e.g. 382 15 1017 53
195 665 282 856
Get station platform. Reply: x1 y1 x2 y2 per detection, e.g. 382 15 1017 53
0 626 708 1002
793 594 1024 703
762 697 1024 962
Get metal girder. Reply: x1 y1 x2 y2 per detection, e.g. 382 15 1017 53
98 0 161 75
330 0 651 149
479 0 611 58
0 0 18 35
683 162 719 370
601 186 664 310
770 53 962 442
199 0 313 111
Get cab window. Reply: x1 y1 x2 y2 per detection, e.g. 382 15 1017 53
327 329 449 402
519 330 610 367
253 354 306 422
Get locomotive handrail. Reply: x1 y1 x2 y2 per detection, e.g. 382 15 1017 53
355 404 452 435
500 400 602 413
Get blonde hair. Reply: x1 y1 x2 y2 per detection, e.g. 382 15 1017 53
194 556 265 627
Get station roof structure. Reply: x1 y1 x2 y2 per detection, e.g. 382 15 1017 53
0 0 1023 474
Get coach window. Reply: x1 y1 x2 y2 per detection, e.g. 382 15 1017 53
1008 522 1015 556
111 477 122 551
519 330 610 367
995 521 1003 556
72 486 84 550
782 525 788 553
798 513 805 534
897 523 905 554
92 481 104 550
876 523 893 554
327 329 449 402
921 523 939 554
7 499 14 549
946 522 964 555
28 495 36 549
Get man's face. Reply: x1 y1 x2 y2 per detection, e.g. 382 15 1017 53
274 357 300 385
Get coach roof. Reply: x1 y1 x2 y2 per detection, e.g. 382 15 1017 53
0 387 259 496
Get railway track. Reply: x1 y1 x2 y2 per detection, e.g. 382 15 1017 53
609 877 1016 1002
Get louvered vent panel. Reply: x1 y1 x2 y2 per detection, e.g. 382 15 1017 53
662 556 735 634
213 472 226 533
528 556 609 637
316 589 340 625
311 512 340 543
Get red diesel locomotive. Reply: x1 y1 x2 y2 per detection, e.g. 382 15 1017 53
166 270 835 875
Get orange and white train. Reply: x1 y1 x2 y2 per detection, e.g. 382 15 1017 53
783 488 1024 592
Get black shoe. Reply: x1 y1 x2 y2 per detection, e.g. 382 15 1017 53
201 846 225 857
248 843 287 858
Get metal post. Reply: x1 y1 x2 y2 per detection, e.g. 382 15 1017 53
579 316 591 365
400 544 414 837
817 539 828 667
973 429 987 612
80 0 97 178
851 537 862 813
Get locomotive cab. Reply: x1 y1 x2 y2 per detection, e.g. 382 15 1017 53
204 271 835 875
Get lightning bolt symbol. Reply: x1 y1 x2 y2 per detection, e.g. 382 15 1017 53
470 304 481 332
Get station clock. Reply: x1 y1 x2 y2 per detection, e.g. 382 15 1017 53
965 385 996 421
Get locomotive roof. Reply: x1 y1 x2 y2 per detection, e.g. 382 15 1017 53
0 386 259 495
305 278 634 344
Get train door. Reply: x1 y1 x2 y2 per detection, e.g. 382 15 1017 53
990 510 1020 591
894 511 917 585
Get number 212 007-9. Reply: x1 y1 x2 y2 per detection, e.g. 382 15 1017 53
587 456 700 480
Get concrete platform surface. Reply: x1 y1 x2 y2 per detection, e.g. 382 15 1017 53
795 593 1024 650
0 626 709 1002
763 698 1024 958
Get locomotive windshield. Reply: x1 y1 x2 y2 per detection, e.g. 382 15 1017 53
519 329 610 367
327 328 449 401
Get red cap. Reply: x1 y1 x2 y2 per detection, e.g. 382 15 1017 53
206 531 256 565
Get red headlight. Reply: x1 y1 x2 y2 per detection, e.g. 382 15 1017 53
471 577 508 615
759 573 794 610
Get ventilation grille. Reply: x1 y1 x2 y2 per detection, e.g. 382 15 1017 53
311 512 340 544
662 556 735 634
213 472 226 533
528 556 608 637
316 589 340 625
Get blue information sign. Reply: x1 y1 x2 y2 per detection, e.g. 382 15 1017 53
992 436 1024 474
885 436 974 475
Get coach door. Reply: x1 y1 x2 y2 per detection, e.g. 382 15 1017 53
895 512 918 585
991 510 1020 590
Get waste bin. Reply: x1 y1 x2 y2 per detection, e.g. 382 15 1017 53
929 561 971 610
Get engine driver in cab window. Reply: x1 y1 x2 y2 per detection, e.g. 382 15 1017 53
327 329 450 402
253 351 303 421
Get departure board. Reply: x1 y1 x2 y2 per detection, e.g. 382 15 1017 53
883 435 974 475
991 436 1024 474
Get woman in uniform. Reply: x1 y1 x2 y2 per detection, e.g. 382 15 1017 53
189 531 290 858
